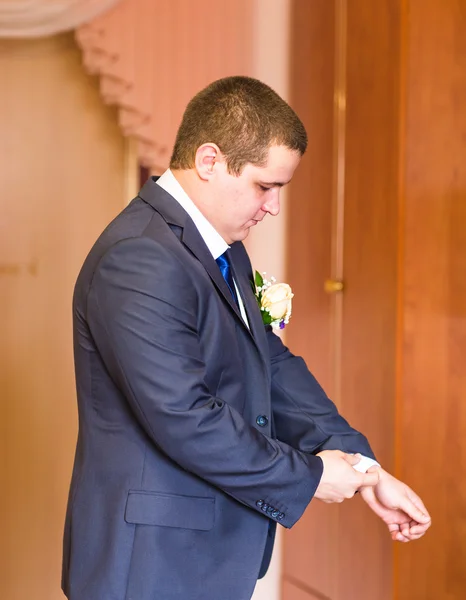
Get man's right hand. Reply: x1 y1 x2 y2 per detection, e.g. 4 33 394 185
314 450 379 503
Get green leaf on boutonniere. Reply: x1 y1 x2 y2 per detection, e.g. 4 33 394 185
260 309 272 325
251 280 261 309
255 270 264 288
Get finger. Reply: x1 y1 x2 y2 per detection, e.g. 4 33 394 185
406 490 431 520
409 523 431 536
400 522 411 537
317 449 345 459
408 518 428 529
388 523 406 540
358 470 380 487
399 520 430 541
367 465 380 473
342 453 362 466
401 528 424 542
390 529 409 543
398 495 430 524
406 532 425 541
401 529 424 541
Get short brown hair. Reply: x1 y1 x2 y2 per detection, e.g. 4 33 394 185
170 76 307 175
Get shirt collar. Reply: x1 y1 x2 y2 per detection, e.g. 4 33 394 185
155 169 228 260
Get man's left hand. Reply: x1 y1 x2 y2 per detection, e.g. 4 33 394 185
359 467 431 542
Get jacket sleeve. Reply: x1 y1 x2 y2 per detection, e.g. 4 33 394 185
86 236 323 528
267 327 377 460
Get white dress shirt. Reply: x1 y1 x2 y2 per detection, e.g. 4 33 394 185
155 170 379 474
156 169 249 326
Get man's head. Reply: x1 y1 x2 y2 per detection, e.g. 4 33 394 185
170 76 307 175
170 76 307 244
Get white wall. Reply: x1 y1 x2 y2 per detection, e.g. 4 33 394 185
247 2 291 599
0 34 127 600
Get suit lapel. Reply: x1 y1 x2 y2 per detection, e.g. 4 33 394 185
229 243 271 377
139 177 247 329
138 177 271 373
180 219 245 323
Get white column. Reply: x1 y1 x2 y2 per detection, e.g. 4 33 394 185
247 2 291 600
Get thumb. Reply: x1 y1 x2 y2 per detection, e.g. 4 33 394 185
342 453 362 466
367 465 380 473
358 470 380 487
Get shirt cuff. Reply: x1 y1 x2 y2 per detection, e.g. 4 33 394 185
352 455 380 473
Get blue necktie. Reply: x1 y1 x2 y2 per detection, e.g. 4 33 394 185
216 251 238 305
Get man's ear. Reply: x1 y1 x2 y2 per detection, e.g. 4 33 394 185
195 143 221 180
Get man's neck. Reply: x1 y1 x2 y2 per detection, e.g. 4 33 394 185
170 168 219 236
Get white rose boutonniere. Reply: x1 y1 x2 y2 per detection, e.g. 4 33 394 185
253 271 294 330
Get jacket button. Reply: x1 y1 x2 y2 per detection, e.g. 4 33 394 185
261 504 269 512
256 415 268 427
277 513 285 521
272 510 280 518
256 500 264 508
266 506 274 515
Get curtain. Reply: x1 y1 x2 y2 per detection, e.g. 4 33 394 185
0 0 121 37
75 0 254 172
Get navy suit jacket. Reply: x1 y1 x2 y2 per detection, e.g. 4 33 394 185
62 177 375 600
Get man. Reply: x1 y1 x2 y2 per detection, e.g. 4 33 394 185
62 76 430 600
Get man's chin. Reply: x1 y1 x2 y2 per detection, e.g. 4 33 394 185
231 228 251 243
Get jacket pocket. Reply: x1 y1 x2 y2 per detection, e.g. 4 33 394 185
124 490 215 531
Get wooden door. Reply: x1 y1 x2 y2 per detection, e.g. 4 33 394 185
283 1 400 598
283 1 466 599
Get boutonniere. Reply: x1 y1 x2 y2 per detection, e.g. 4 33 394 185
252 271 294 330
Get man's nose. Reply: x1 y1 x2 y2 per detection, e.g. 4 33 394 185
262 192 280 216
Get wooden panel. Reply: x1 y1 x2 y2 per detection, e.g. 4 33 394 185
0 34 126 600
284 1 337 599
285 1 400 599
286 0 335 392
336 1 402 598
398 1 466 598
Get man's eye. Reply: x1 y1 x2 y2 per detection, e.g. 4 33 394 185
259 185 270 192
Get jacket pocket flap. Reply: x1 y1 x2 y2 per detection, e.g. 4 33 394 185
125 491 215 531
